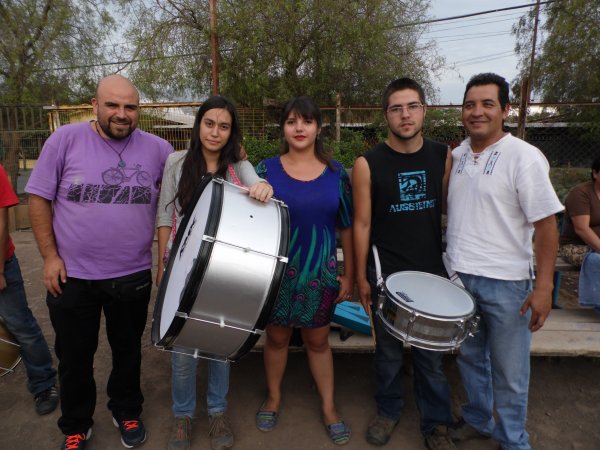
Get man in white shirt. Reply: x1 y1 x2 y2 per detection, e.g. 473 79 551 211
446 73 563 450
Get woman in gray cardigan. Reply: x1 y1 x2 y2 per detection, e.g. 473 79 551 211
156 96 272 450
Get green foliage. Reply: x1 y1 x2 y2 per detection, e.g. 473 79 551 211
550 166 590 201
123 0 444 106
242 128 369 168
327 129 370 168
423 109 464 146
243 136 280 166
513 0 600 103
0 0 117 105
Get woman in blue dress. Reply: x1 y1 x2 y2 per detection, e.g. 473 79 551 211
255 97 354 445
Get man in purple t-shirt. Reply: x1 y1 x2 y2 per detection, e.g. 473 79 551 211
26 75 173 450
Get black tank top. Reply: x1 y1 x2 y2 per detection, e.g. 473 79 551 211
363 139 446 275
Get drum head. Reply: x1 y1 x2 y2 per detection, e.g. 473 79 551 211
153 176 218 345
384 271 474 319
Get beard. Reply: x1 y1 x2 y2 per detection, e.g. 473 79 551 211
98 118 134 140
389 125 422 141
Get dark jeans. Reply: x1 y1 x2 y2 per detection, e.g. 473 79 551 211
369 267 454 435
0 256 56 395
46 270 152 435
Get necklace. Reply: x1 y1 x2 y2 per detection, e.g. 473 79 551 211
94 121 133 168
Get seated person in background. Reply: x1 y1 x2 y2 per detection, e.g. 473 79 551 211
560 155 600 309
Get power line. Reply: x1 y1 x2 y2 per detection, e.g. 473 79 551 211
35 3 552 73
396 1 555 28
422 16 523 35
423 12 524 32
452 50 515 65
32 52 206 72
435 31 510 44
432 30 512 40
453 51 516 67
455 53 516 68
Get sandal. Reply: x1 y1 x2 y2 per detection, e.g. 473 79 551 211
326 420 351 445
256 405 278 432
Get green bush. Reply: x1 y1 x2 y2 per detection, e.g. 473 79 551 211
243 129 370 168
326 129 369 168
243 136 280 166
550 166 590 201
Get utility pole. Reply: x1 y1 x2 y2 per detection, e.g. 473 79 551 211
209 0 219 95
517 0 541 139
335 93 341 142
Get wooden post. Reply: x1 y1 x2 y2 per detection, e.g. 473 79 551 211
209 0 219 95
517 78 529 139
335 92 341 142
517 0 541 140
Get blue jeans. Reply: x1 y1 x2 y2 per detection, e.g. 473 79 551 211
457 273 533 450
369 268 454 435
0 255 56 395
171 352 230 417
372 312 454 435
579 251 600 307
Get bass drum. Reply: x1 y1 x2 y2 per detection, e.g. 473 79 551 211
377 271 479 351
152 177 289 361
0 318 21 376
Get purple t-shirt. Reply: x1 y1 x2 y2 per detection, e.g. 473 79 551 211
26 122 173 279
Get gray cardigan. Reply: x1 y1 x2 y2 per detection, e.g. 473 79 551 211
156 150 263 233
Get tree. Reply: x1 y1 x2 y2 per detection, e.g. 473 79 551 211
123 0 445 106
0 1 116 187
512 0 600 102
0 0 118 105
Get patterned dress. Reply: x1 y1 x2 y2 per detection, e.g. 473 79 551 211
256 157 352 328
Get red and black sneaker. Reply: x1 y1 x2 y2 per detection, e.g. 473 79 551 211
61 428 91 450
113 417 147 448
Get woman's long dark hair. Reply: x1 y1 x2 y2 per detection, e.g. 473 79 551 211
175 95 242 213
279 96 333 168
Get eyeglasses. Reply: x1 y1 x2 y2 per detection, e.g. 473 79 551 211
386 103 424 116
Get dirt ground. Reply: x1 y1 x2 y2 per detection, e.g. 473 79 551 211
1 230 599 450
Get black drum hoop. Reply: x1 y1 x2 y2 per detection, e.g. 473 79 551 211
152 176 222 348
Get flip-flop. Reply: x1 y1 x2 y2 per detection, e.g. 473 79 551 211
256 405 279 432
326 420 351 445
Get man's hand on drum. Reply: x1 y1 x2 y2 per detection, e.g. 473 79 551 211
356 278 371 313
43 254 67 297
248 181 273 203
335 274 354 304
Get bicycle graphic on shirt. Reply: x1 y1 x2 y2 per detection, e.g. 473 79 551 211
102 164 152 187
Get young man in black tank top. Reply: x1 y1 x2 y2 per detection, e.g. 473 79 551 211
353 78 456 450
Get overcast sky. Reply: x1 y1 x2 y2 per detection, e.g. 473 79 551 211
426 0 542 104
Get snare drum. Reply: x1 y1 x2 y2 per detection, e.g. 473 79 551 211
0 318 21 376
152 177 289 361
377 271 478 351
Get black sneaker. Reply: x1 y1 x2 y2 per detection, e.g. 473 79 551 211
113 417 147 448
35 385 59 415
61 428 91 450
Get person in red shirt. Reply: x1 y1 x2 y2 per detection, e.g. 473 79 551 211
0 163 58 415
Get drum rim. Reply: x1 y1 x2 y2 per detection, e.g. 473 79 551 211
384 270 476 319
0 319 23 376
152 178 291 361
152 176 217 348
376 310 464 351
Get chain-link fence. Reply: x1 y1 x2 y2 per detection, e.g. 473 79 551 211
1 102 598 191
